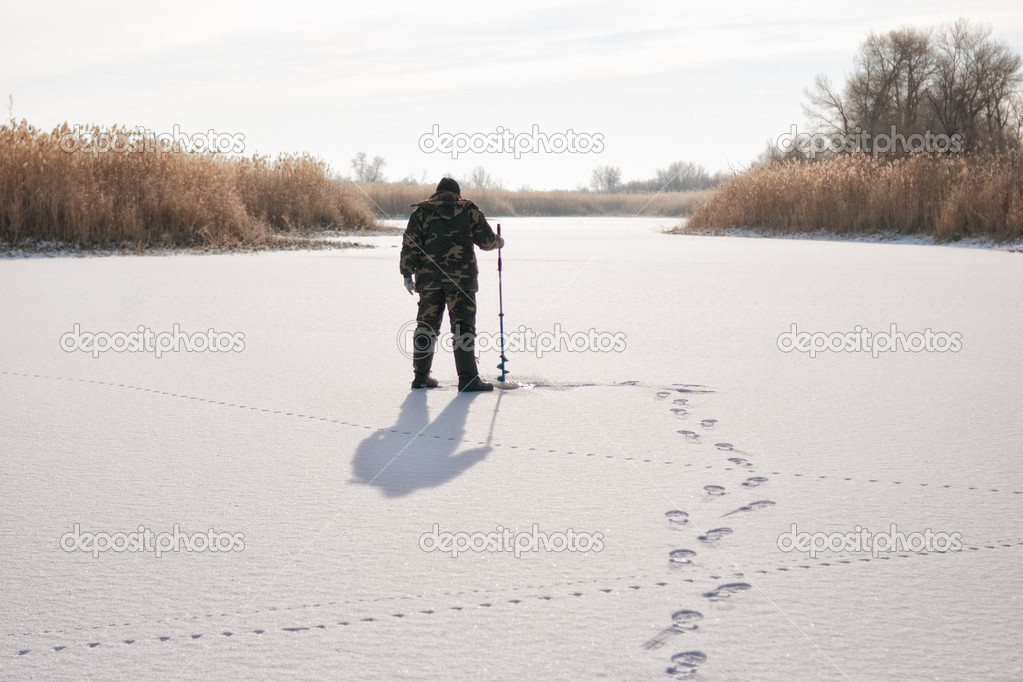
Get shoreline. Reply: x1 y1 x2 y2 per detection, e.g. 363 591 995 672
5 221 1021 258
0 227 402 259
668 225 1023 251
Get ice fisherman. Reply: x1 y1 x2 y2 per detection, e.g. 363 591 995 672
399 177 504 392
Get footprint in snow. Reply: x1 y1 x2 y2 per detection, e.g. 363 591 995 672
742 476 769 488
677 430 700 443
727 457 753 468
722 500 775 517
672 384 714 394
665 510 690 526
669 549 698 565
703 582 752 601
642 610 704 651
656 391 672 399
670 610 704 630
703 485 726 496
699 419 717 428
697 527 733 543
716 442 751 456
666 651 708 679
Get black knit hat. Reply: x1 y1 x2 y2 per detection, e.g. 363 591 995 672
436 177 460 196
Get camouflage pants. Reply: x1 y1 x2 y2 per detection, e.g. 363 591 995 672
413 287 478 376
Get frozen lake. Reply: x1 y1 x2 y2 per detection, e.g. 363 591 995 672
2 217 1021 679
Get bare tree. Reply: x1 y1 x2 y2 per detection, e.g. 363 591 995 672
590 165 622 193
468 166 502 190
804 25 934 152
804 74 854 136
350 152 386 182
928 19 1023 151
803 19 1022 156
655 161 716 191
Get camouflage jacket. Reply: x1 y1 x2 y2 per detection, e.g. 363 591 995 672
399 191 502 292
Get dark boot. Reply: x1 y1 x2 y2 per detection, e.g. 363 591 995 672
411 375 438 389
458 375 494 392
454 347 493 392
412 328 437 390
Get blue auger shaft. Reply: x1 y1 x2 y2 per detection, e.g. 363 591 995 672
496 223 508 382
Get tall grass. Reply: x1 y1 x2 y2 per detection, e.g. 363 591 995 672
677 153 1023 242
234 153 375 232
0 120 377 249
359 182 713 219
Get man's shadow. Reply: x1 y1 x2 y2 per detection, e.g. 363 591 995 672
351 391 492 497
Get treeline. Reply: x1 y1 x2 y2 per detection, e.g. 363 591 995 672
358 183 714 219
589 161 725 193
347 152 722 196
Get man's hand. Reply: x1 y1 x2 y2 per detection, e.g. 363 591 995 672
404 275 415 295
497 236 505 249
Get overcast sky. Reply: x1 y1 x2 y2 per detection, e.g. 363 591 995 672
3 0 1021 190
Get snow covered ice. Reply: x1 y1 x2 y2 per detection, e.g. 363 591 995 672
2 217 1021 679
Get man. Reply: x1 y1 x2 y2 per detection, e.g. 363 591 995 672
400 177 504 392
